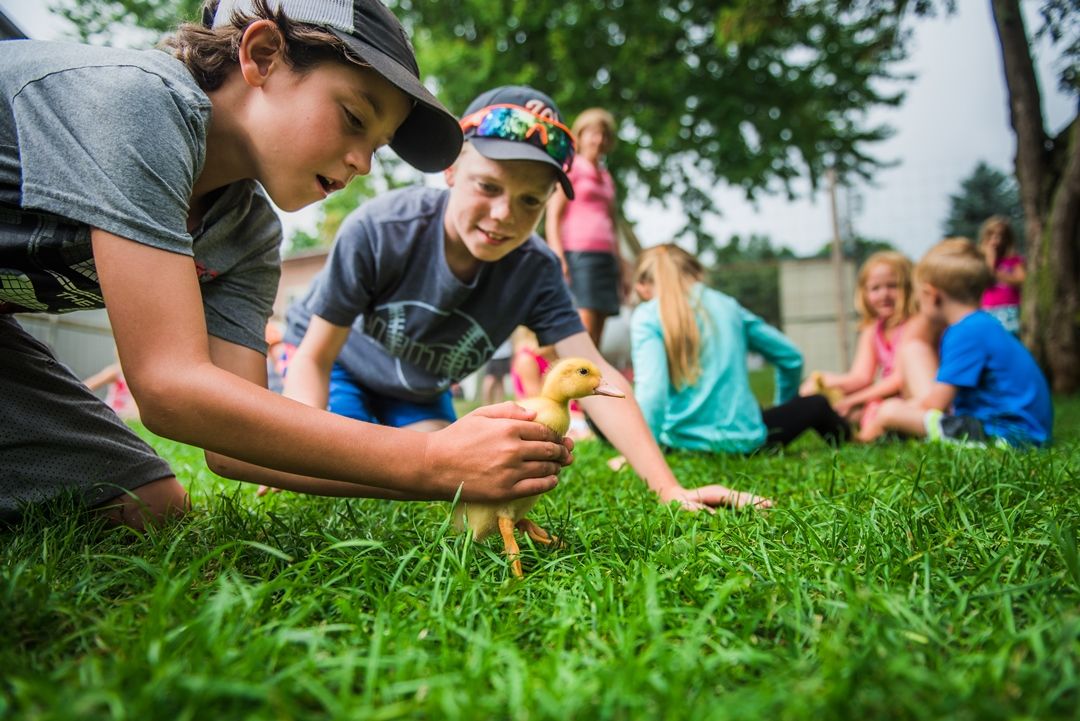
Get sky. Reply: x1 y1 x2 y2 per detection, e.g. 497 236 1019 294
1 1 1074 261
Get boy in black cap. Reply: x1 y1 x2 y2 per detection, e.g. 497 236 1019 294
283 85 772 512
0 1 571 528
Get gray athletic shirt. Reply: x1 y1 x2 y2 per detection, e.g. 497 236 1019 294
285 186 585 402
0 40 281 352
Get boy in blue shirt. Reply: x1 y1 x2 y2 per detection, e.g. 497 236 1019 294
859 238 1052 446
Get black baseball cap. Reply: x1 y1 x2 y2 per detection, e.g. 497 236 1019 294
211 0 463 172
461 86 576 199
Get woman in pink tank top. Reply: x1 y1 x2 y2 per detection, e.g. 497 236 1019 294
544 108 627 346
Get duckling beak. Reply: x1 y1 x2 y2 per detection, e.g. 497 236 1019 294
592 379 625 398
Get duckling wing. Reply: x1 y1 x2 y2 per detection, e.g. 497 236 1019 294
518 397 570 437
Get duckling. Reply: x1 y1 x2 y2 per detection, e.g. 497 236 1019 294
811 371 845 407
454 357 624 577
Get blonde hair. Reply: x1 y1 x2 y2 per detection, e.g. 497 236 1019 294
978 215 1017 256
854 251 916 329
571 108 617 153
915 237 993 305
633 244 705 389
164 0 365 92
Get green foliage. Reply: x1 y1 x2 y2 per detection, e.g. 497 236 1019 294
942 161 1024 249
1032 0 1080 92
2 397 1079 719
50 0 202 45
282 156 415 256
811 234 897 266
397 0 912 245
701 234 797 327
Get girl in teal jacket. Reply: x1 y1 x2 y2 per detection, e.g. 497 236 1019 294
630 244 849 453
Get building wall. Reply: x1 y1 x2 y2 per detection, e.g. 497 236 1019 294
15 310 117 390
273 251 328 323
779 258 860 376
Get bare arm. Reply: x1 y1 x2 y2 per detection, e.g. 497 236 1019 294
555 332 771 510
544 189 570 279
834 368 905 415
92 229 567 503
281 315 350 410
999 260 1026 286
815 327 879 393
83 362 122 392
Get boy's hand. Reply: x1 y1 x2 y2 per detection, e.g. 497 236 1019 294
659 484 773 513
422 402 573 502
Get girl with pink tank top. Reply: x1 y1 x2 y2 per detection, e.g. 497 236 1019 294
978 216 1024 336
798 251 936 434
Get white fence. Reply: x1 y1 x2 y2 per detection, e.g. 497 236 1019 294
14 309 117 386
779 258 860 376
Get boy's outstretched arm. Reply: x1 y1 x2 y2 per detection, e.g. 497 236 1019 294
92 229 568 502
554 332 772 511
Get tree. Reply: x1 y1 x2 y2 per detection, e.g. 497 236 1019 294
396 0 913 247
51 0 201 44
990 0 1079 392
942 161 1024 246
700 233 796 327
811 235 896 266
58 0 921 262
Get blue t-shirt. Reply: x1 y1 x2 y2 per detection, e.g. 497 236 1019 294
286 186 584 402
936 310 1052 445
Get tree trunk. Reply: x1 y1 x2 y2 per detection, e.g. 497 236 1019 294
1042 121 1080 392
991 0 1080 393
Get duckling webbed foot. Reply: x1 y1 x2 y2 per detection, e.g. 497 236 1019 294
498 516 524 577
517 518 561 548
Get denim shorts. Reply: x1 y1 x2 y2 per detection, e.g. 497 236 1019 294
328 364 456 427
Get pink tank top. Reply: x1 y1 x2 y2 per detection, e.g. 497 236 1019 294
981 255 1023 308
559 159 617 254
512 349 550 398
106 375 138 420
873 318 905 379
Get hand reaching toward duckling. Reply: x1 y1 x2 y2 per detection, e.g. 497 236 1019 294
453 358 624 577
659 485 772 513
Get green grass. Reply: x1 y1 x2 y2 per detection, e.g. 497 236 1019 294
3 394 1079 720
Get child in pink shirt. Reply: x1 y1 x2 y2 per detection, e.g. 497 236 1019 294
978 215 1025 335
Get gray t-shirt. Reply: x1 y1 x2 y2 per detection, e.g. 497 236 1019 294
285 186 584 402
0 40 281 352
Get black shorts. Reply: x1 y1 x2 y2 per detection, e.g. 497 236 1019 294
565 251 621 317
0 315 173 521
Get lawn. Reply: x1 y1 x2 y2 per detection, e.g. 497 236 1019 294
2 391 1079 720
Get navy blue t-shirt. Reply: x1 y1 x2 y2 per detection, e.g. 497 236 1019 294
286 186 584 402
936 310 1052 445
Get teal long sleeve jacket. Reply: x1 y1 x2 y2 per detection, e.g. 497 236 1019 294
630 283 804 453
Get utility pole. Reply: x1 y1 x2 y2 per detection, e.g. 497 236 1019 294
827 168 850 368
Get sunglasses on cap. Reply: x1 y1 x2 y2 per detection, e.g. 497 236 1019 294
459 104 577 171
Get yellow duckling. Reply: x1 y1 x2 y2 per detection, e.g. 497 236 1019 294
811 370 845 407
454 357 624 577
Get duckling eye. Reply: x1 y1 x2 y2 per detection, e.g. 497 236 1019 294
578 368 589 375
